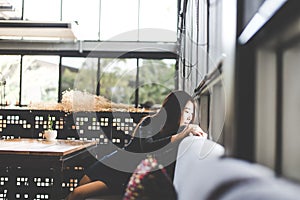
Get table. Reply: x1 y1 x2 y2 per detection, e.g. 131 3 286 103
0 138 97 199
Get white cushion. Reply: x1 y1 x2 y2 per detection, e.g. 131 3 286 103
173 136 225 200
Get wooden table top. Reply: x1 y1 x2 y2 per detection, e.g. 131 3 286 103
0 138 97 156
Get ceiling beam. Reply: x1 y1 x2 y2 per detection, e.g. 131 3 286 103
0 40 178 58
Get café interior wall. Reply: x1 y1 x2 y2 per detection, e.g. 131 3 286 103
178 0 237 151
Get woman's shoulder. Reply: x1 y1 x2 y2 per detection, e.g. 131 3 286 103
139 115 152 126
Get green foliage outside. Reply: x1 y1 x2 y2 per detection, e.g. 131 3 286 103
60 58 175 106
138 59 175 105
0 56 175 106
61 68 76 93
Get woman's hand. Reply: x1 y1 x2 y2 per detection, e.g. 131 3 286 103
171 124 207 143
187 124 208 138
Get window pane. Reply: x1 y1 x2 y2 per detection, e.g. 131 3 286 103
0 0 23 19
100 0 138 41
139 59 175 106
22 55 59 105
61 57 83 94
62 0 100 40
139 0 177 41
0 55 21 106
24 0 61 21
100 58 137 104
62 57 98 95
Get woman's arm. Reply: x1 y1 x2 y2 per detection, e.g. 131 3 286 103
134 117 207 152
171 124 207 143
141 124 207 151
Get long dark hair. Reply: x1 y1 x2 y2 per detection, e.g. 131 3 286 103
157 90 194 134
133 90 194 137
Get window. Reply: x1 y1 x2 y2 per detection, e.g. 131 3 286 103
7 0 178 42
139 0 177 41
23 0 61 21
138 59 175 105
0 1 178 108
70 57 99 94
0 0 23 19
100 0 177 41
0 55 176 107
21 55 59 105
0 55 21 106
100 58 137 104
62 0 100 40
99 58 176 106
100 0 139 41
61 57 84 94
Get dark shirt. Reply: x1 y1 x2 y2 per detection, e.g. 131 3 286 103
125 116 174 153
86 116 183 193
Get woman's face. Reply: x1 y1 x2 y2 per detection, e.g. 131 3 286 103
179 101 194 126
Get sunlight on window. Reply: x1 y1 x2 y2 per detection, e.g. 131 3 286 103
62 0 100 40
23 0 61 21
0 0 178 106
100 0 139 41
0 55 21 106
61 57 85 94
20 0 177 42
0 0 23 19
22 55 59 105
139 0 177 41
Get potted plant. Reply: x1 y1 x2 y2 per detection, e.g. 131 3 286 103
43 115 57 141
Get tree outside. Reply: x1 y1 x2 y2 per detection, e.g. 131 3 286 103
137 59 175 106
59 57 176 107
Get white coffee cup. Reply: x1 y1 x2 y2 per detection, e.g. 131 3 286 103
43 130 57 141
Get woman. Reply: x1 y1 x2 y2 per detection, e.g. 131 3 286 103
66 90 207 200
